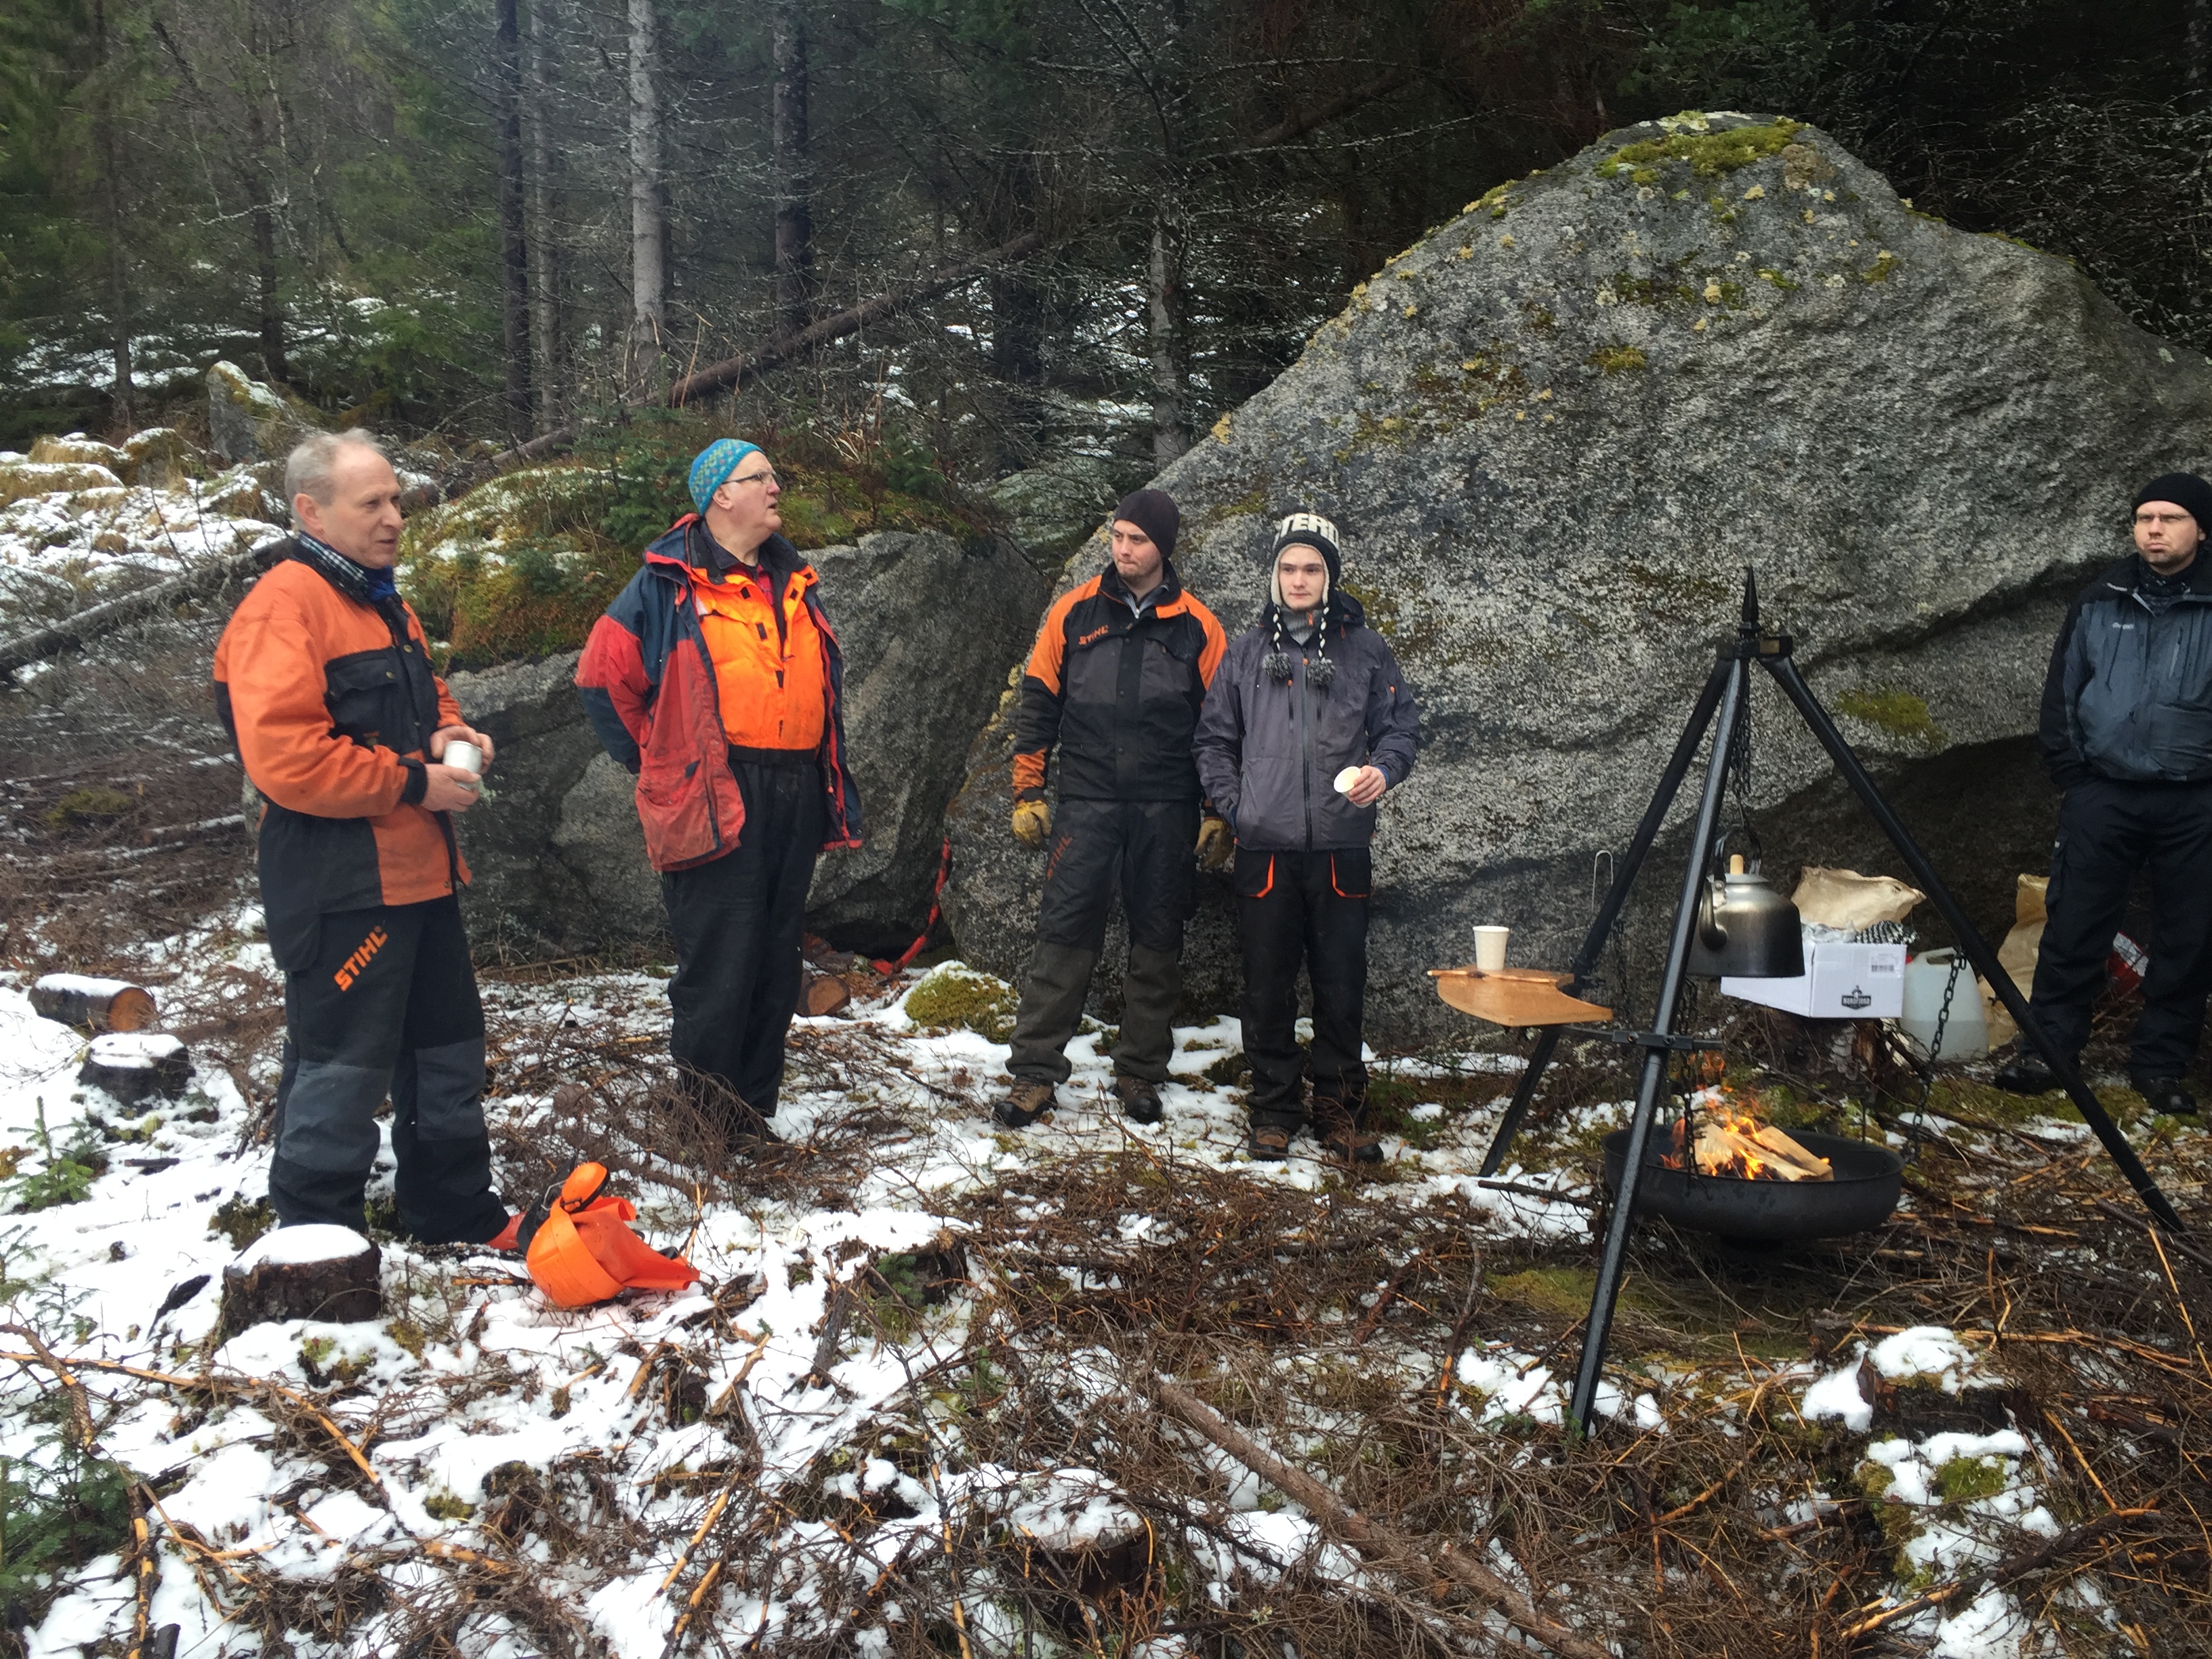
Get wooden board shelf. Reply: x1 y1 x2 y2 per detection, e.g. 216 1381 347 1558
1429 966 1612 1027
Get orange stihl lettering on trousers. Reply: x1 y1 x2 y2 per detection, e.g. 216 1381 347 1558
333 926 390 991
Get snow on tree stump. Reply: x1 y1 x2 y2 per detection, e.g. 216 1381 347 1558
219 1225 382 1339
79 1032 192 1104
30 973 157 1031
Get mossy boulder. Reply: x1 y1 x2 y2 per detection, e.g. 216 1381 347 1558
943 110 2212 1042
0 459 123 505
206 360 323 464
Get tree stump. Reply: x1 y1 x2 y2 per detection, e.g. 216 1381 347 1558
218 1225 382 1338
79 1033 192 1104
30 974 157 1031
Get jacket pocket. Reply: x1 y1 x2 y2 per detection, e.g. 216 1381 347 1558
1328 848 1372 899
636 752 719 869
323 649 403 749
1234 851 1277 900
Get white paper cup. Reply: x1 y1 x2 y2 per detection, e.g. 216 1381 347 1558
1334 766 1364 795
444 740 484 777
1473 925 1510 971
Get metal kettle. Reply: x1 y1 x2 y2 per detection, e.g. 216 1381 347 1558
1685 844 1804 979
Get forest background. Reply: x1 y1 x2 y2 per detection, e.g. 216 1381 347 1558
3 0 2211 485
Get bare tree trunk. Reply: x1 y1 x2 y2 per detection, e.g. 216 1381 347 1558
495 0 531 434
2190 0 2211 106
94 0 133 429
626 0 665 394
1147 211 1189 469
245 101 287 386
525 0 564 426
771 2 813 333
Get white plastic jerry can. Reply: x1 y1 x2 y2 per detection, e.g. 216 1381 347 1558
1900 948 1989 1061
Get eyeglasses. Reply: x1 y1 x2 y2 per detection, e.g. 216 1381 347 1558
2137 511 2192 526
729 468 779 489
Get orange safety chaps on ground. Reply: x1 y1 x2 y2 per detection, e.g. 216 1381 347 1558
521 1163 701 1308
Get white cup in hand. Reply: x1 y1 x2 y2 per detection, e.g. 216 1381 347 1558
444 740 484 776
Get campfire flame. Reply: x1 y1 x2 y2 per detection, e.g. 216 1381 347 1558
1658 1087 1834 1183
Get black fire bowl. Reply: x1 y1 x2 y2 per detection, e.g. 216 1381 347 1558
1599 1128 1904 1246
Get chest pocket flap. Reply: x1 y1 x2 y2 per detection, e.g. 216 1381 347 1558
324 649 405 749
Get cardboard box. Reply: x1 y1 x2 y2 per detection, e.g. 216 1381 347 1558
1723 940 1906 1018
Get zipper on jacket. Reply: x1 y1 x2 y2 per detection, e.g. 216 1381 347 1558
1298 652 1315 849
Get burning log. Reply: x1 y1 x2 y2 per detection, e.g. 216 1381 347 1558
29 974 157 1032
1662 1089 1835 1181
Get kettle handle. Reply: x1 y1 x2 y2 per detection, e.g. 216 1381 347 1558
1697 874 1730 948
1711 822 1767 878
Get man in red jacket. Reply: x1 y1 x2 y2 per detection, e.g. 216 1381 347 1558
576 440 863 1141
214 430 512 1246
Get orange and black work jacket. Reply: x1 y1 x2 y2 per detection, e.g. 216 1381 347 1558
213 535 468 968
1013 560 1227 803
574 517 863 872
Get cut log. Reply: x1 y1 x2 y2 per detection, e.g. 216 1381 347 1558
218 1225 382 1338
80 1033 192 1104
1750 1123 1833 1179
30 974 157 1031
800 968 853 1017
1693 1122 1832 1181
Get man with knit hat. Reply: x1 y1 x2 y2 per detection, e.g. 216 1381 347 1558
1195 512 1418 1162
996 489 1229 1129
577 438 863 1141
1999 471 2212 1116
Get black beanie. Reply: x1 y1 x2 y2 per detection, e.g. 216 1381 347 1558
1112 489 1179 562
2135 472 2212 536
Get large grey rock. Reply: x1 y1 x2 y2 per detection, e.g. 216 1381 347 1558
941 112 2212 1045
206 361 320 465
447 529 1044 956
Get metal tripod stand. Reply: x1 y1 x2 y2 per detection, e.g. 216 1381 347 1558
1480 573 2190 1437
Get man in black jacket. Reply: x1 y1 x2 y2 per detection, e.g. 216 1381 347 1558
1194 512 1419 1162
996 490 1229 1129
1999 471 2212 1115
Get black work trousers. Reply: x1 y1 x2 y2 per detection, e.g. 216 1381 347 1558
2028 777 2212 1078
662 754 824 1123
1006 796 1198 1085
1236 848 1371 1128
269 896 506 1244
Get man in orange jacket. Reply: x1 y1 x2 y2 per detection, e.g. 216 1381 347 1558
214 430 513 1246
576 440 862 1141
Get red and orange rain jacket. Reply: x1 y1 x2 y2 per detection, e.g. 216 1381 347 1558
575 518 863 870
1012 560 1227 803
213 536 468 966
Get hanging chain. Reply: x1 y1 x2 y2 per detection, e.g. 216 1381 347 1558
1914 954 1963 1113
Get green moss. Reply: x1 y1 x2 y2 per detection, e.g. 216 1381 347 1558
208 1194 274 1250
1862 251 1902 283
1467 179 1519 220
1599 117 1802 182
1833 686 1945 747
45 786 134 829
1586 344 1648 374
1936 1454 2009 1504
1488 1266 1595 1320
1201 1050 1250 1087
424 1492 475 1522
1757 266 1799 290
903 965 1017 1042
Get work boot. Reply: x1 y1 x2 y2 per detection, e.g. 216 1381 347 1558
1114 1073 1164 1125
1992 1056 2060 1096
1313 1094 1383 1166
1248 1122 1294 1161
995 1080 1057 1129
2131 1076 2199 1116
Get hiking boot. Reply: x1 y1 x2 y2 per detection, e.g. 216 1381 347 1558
1248 1122 1294 1162
1313 1095 1384 1165
995 1080 1057 1129
1993 1057 2060 1096
1114 1073 1164 1125
484 1212 524 1253
2131 1076 2199 1116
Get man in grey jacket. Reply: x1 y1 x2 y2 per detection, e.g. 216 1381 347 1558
1999 470 2212 1115
1194 512 1418 1162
